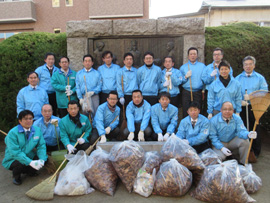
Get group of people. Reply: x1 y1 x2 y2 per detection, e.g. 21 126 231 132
2 47 268 185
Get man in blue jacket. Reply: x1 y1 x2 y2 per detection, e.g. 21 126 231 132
235 56 268 160
209 102 257 165
160 56 183 107
116 53 138 108
91 91 121 144
176 101 210 153
98 51 120 104
35 53 59 116
2 110 47 185
137 51 162 105
33 104 62 152
124 90 152 141
180 47 206 118
17 72 49 121
151 92 178 141
76 54 101 117
59 100 92 154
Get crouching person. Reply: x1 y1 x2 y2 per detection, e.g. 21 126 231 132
124 90 152 141
59 100 92 154
209 101 257 165
2 110 47 185
176 101 210 153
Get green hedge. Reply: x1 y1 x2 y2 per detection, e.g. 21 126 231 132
0 23 269 140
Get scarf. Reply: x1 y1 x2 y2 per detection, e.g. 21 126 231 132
134 100 144 108
146 63 153 68
107 103 116 113
69 113 82 128
219 75 231 88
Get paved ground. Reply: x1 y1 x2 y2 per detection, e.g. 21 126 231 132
1 133 270 203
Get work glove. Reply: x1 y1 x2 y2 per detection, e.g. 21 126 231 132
79 98 84 106
77 138 85 144
163 80 169 87
235 113 240 116
241 100 248 106
100 135 106 143
208 113 213 120
248 131 257 139
120 97 125 106
138 131 145 141
105 127 111 135
244 93 250 101
163 133 170 141
29 160 43 170
67 144 76 154
128 132 134 141
185 70 192 79
210 69 218 77
158 133 163 142
86 91 94 98
221 147 232 156
165 72 172 77
65 89 73 96
182 139 189 145
65 85 71 91
38 160 45 167
51 119 58 126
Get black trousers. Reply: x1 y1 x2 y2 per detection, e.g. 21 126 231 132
170 95 180 108
58 108 68 118
152 129 167 141
192 141 211 154
48 92 57 116
123 123 152 141
182 89 202 118
9 158 38 180
201 90 208 117
46 143 65 153
90 127 121 144
143 95 158 106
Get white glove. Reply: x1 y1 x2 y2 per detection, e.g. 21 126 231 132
120 97 125 105
183 139 189 145
51 119 58 126
158 133 163 142
221 147 232 156
29 160 43 170
138 131 145 141
208 113 213 120
79 98 84 106
128 132 134 141
77 138 85 144
65 89 73 96
244 93 249 101
210 69 218 77
163 80 169 87
65 85 71 91
185 70 192 78
67 144 76 154
86 91 94 98
100 135 106 143
165 72 172 77
163 133 170 141
241 100 248 106
38 160 45 167
248 131 257 139
105 127 111 135
235 113 240 116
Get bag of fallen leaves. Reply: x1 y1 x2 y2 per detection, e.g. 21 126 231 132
153 158 192 197
54 151 95 196
191 160 255 203
239 164 262 194
84 147 118 196
161 134 205 171
199 148 222 166
109 140 145 193
143 151 162 174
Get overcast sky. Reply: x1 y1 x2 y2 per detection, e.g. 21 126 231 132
149 0 203 19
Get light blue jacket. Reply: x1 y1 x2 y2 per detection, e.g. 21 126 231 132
116 66 138 98
35 64 58 94
180 60 205 91
93 102 120 136
176 114 209 146
151 103 178 134
33 115 61 147
137 64 162 96
59 114 91 147
207 77 242 114
2 125 47 169
51 68 77 108
76 68 102 99
98 63 120 93
202 62 234 90
209 113 249 150
235 71 268 101
159 68 183 97
16 85 49 120
126 100 151 132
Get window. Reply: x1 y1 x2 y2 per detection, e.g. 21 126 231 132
54 28 61 34
65 0 73 7
52 0 60 7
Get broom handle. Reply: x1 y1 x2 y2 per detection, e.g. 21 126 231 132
0 130 7 136
67 77 70 101
245 89 249 131
167 75 170 93
49 132 85 182
188 64 193 101
213 62 216 80
121 75 126 120
245 121 258 165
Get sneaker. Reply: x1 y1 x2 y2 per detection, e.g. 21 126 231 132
13 178 22 185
